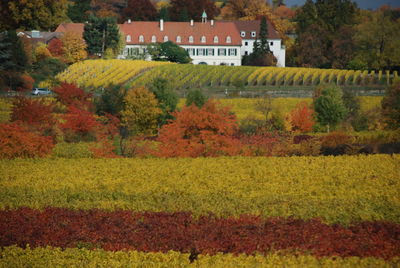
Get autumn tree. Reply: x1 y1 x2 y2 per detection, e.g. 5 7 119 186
34 43 52 62
11 96 56 135
0 0 69 31
121 87 162 136
156 100 243 157
289 101 315 133
52 83 93 110
84 16 121 57
60 32 88 63
48 39 64 58
381 82 400 129
0 122 54 159
351 9 400 70
122 0 157 21
169 0 219 21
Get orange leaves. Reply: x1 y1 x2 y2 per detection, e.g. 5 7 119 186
53 83 92 109
156 100 243 157
0 122 54 159
289 101 315 133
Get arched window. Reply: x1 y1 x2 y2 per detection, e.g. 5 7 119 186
213 36 219 43
226 36 231 43
189 36 194 43
163 35 168 42
139 35 144 43
176 36 181 43
126 35 131 42
201 36 206 43
151 35 157 43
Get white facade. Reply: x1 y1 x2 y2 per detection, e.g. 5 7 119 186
241 39 286 67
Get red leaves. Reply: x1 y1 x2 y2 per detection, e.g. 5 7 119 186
52 83 92 110
156 100 244 157
289 101 315 133
0 123 54 159
1 208 399 259
11 96 55 135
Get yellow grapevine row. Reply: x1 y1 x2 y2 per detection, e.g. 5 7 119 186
1 246 398 268
56 60 171 89
1 155 399 224
132 64 397 88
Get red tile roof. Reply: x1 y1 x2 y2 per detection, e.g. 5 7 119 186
55 23 85 37
120 21 242 46
233 20 281 40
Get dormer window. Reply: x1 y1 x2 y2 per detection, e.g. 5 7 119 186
213 36 219 43
241 31 245 37
151 35 156 43
251 31 256 37
201 36 206 43
164 36 168 42
226 36 231 43
189 36 194 43
139 35 144 43
176 36 181 43
126 35 131 42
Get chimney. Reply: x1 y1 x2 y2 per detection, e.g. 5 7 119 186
211 20 214 26
128 19 131 24
190 20 194 26
160 19 164 31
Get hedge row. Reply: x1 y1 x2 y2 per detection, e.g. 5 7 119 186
1 208 399 259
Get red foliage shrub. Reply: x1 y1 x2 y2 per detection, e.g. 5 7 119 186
156 100 243 157
18 74 35 92
48 38 64 58
59 106 101 142
238 133 280 156
1 208 399 259
11 96 55 135
89 114 121 158
321 132 354 147
0 123 54 159
52 83 92 110
289 101 315 133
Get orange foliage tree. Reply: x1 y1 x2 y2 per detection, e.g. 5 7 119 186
48 38 64 58
52 83 92 110
289 101 315 133
156 100 243 157
11 96 56 135
18 74 35 91
0 122 54 159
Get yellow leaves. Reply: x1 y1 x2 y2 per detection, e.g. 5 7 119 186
60 32 87 64
0 246 397 267
121 87 162 136
0 155 399 224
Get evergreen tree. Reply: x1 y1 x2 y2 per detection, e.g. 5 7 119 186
0 31 27 72
67 0 91 22
259 16 271 54
83 16 120 57
179 7 190 22
159 6 170 21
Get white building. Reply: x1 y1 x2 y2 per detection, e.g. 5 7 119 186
233 20 286 67
55 16 286 67
119 18 243 66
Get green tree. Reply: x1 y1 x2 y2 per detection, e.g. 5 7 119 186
381 82 400 129
83 16 121 57
67 0 91 23
150 78 179 126
186 88 208 108
0 31 27 72
314 86 347 132
148 41 191 63
121 87 162 136
95 85 127 117
259 16 271 54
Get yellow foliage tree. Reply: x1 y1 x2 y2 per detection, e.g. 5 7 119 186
121 87 162 136
34 42 52 62
60 31 87 64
